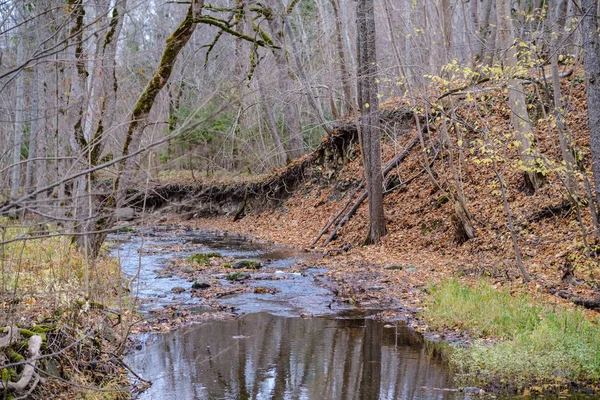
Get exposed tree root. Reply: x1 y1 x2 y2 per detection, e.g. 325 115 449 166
130 109 416 219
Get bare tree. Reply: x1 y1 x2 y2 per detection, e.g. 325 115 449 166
356 0 386 243
582 0 600 206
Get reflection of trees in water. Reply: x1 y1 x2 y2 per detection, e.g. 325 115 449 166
129 313 451 400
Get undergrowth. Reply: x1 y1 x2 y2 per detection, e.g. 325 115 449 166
0 218 134 398
425 279 600 388
0 219 122 313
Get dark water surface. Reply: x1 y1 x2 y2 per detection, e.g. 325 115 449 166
127 313 454 400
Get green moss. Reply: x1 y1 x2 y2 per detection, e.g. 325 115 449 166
226 272 250 281
425 279 600 387
5 347 24 363
31 325 54 334
17 328 46 342
1 367 18 382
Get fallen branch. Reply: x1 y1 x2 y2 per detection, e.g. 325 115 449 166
324 191 368 245
0 334 42 392
310 184 363 247
549 288 600 311
319 135 420 246
438 70 574 99
525 202 572 223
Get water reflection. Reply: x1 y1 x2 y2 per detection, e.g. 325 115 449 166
128 313 453 400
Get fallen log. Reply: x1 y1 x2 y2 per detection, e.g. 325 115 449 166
549 288 600 311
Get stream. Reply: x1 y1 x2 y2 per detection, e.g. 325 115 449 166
112 228 583 400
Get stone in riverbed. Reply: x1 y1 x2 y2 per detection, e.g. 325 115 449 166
171 287 186 294
181 266 194 274
226 272 250 281
232 259 263 270
115 207 135 221
192 281 211 290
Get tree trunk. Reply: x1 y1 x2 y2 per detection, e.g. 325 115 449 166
284 17 332 135
265 4 304 160
11 6 25 199
356 0 386 244
478 0 497 66
258 75 287 167
89 0 127 167
550 0 577 198
496 0 543 194
116 2 203 209
331 0 356 114
582 0 600 205
25 62 39 193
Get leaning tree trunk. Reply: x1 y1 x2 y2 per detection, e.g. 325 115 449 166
115 2 203 209
356 0 386 244
582 0 600 206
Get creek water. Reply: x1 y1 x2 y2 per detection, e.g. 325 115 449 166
127 312 453 400
115 229 594 400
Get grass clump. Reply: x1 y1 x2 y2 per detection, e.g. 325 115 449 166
187 252 221 265
426 279 600 387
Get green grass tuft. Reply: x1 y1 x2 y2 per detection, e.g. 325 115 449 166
426 279 600 387
187 252 222 265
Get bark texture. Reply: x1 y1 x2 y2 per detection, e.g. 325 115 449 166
356 0 386 243
582 0 600 205
116 1 203 207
